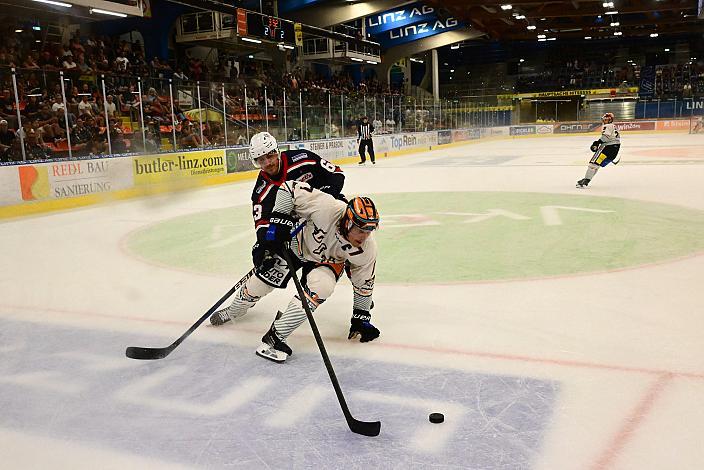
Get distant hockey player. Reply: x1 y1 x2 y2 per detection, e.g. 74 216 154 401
254 182 381 363
209 131 345 325
577 112 621 188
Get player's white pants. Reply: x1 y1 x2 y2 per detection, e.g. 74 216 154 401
585 163 600 180
226 273 275 321
273 266 337 340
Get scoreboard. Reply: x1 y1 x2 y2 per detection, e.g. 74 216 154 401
238 9 296 44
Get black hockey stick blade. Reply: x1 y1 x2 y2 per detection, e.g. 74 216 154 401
347 417 381 437
125 269 254 360
125 345 174 360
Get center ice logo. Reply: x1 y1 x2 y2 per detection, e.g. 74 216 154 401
125 191 704 283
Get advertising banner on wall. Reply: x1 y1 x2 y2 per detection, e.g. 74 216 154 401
438 130 452 145
553 122 600 134
655 119 691 131
451 129 481 142
226 147 253 173
17 157 133 201
535 124 554 135
303 138 353 160
614 121 656 131
490 127 511 136
133 149 226 185
0 164 22 206
510 125 537 136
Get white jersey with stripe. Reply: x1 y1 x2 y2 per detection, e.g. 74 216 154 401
273 180 377 307
599 123 620 146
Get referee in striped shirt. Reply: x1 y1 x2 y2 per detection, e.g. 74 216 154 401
357 116 375 165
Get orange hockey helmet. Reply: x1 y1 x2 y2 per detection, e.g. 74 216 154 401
341 197 379 235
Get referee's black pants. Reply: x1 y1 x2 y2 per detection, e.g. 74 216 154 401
359 138 375 163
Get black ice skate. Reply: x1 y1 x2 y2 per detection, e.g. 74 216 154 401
255 325 292 363
576 178 590 189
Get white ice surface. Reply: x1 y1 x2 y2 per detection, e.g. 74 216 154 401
1 133 703 469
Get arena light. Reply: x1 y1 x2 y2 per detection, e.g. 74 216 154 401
547 37 557 41
450 44 460 49
32 26 41 31
515 14 526 19
366 60 378 64
613 31 622 36
610 21 620 26
664 48 670 52
15 29 23 33
585 36 592 39
501 4 513 10
241 37 262 44
350 57 363 62
519 58 525 62
650 33 659 37
602 1 614 7
537 34 546 38
605 10 618 14
32 0 72 7
527 25 536 30
538 38 547 42
90 8 127 17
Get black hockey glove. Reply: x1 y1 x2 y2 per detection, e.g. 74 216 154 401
348 309 380 343
590 140 601 152
252 242 278 273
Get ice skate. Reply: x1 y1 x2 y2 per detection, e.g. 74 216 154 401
255 325 292 363
209 308 231 326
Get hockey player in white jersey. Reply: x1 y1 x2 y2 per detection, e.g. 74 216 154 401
577 112 621 188
253 181 381 363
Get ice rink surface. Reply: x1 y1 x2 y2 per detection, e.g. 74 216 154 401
2 132 704 469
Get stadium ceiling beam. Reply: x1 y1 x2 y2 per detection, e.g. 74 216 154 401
509 23 704 40
446 1 695 18
508 14 702 32
284 0 417 28
379 29 485 73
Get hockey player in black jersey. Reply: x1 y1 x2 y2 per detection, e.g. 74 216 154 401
210 131 346 325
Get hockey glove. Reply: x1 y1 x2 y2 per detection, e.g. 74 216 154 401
252 242 278 273
348 309 380 343
590 140 600 152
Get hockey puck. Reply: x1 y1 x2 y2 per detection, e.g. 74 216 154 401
429 413 444 424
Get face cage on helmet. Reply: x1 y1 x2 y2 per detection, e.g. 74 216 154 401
352 219 378 232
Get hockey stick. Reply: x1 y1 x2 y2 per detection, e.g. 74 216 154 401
282 250 381 437
125 222 306 361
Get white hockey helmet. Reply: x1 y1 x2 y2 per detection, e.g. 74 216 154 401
249 132 279 166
